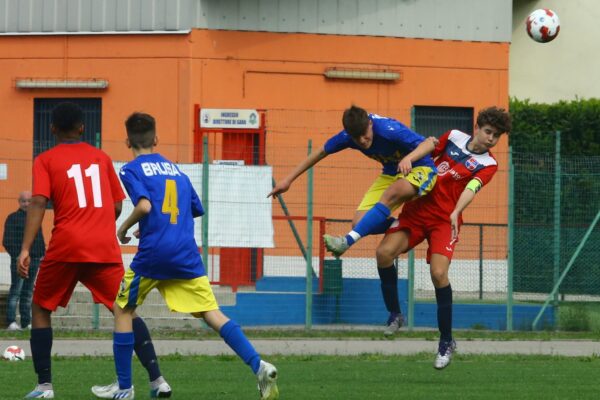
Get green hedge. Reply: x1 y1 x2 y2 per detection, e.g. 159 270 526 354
509 98 600 155
510 98 600 295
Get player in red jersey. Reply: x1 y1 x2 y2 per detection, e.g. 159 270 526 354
17 102 170 399
376 106 511 369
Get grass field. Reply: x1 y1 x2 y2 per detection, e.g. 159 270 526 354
2 354 599 399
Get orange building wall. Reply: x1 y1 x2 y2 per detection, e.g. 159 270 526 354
0 29 509 258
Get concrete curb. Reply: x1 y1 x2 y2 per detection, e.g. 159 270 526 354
2 339 600 357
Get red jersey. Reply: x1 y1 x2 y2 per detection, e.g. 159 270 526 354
32 142 125 263
403 129 497 224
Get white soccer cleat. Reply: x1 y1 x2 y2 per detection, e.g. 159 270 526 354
91 382 135 399
383 313 404 337
112 387 134 399
25 384 54 398
323 234 350 258
91 381 119 399
149 379 172 398
257 360 279 400
434 340 457 370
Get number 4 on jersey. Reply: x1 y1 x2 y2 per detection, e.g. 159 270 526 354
162 179 179 224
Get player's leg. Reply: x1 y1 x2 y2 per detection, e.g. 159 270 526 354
351 210 366 227
351 174 395 227
88 265 169 398
200 309 279 400
201 310 261 373
109 276 137 399
350 167 436 240
131 313 171 398
428 224 458 370
26 260 79 399
325 174 397 257
430 254 456 369
94 313 171 399
181 279 263 374
376 218 425 336
160 276 278 400
90 266 161 399
92 312 171 399
25 303 54 399
325 167 436 256
376 230 410 336
111 305 136 398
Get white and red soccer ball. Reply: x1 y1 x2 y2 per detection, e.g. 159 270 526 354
3 345 26 361
526 9 560 43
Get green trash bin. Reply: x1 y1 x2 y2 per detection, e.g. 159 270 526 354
323 259 343 295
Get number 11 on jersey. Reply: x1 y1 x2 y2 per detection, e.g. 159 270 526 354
67 164 103 208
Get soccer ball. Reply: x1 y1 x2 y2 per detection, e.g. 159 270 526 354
3 345 26 361
526 9 560 43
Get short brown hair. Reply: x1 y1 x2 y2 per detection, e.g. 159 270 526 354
342 106 370 139
125 112 156 149
477 106 512 134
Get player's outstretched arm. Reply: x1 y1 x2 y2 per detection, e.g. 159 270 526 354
397 136 438 175
17 195 47 278
268 148 328 198
117 198 151 244
449 185 478 240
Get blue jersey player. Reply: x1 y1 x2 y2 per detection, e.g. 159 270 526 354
95 113 279 400
268 105 437 334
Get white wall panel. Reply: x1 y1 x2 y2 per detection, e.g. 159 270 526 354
258 0 279 32
0 0 512 42
298 0 318 32
238 0 259 31
278 0 299 32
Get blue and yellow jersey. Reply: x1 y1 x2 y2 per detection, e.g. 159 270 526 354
323 114 436 176
119 153 205 280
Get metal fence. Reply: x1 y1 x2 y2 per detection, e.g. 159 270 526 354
1 114 598 332
510 132 600 331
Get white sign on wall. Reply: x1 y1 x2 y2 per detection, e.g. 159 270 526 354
199 108 260 129
113 162 274 249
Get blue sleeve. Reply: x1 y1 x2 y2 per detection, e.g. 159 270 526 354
323 130 353 154
119 165 150 206
373 117 425 151
189 178 204 218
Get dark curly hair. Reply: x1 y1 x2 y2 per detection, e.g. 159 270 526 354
51 102 83 133
476 106 511 134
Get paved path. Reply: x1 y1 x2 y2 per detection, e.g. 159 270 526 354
3 339 600 357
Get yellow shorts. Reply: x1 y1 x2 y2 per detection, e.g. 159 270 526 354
115 269 219 314
357 166 437 211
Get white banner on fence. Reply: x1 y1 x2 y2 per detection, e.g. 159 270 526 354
113 161 273 249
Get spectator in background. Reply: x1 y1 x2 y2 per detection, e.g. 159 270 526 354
3 190 45 330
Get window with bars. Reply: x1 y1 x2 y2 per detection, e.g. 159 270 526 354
412 106 473 138
33 98 102 157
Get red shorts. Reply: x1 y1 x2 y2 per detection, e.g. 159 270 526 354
387 207 459 264
33 260 124 312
